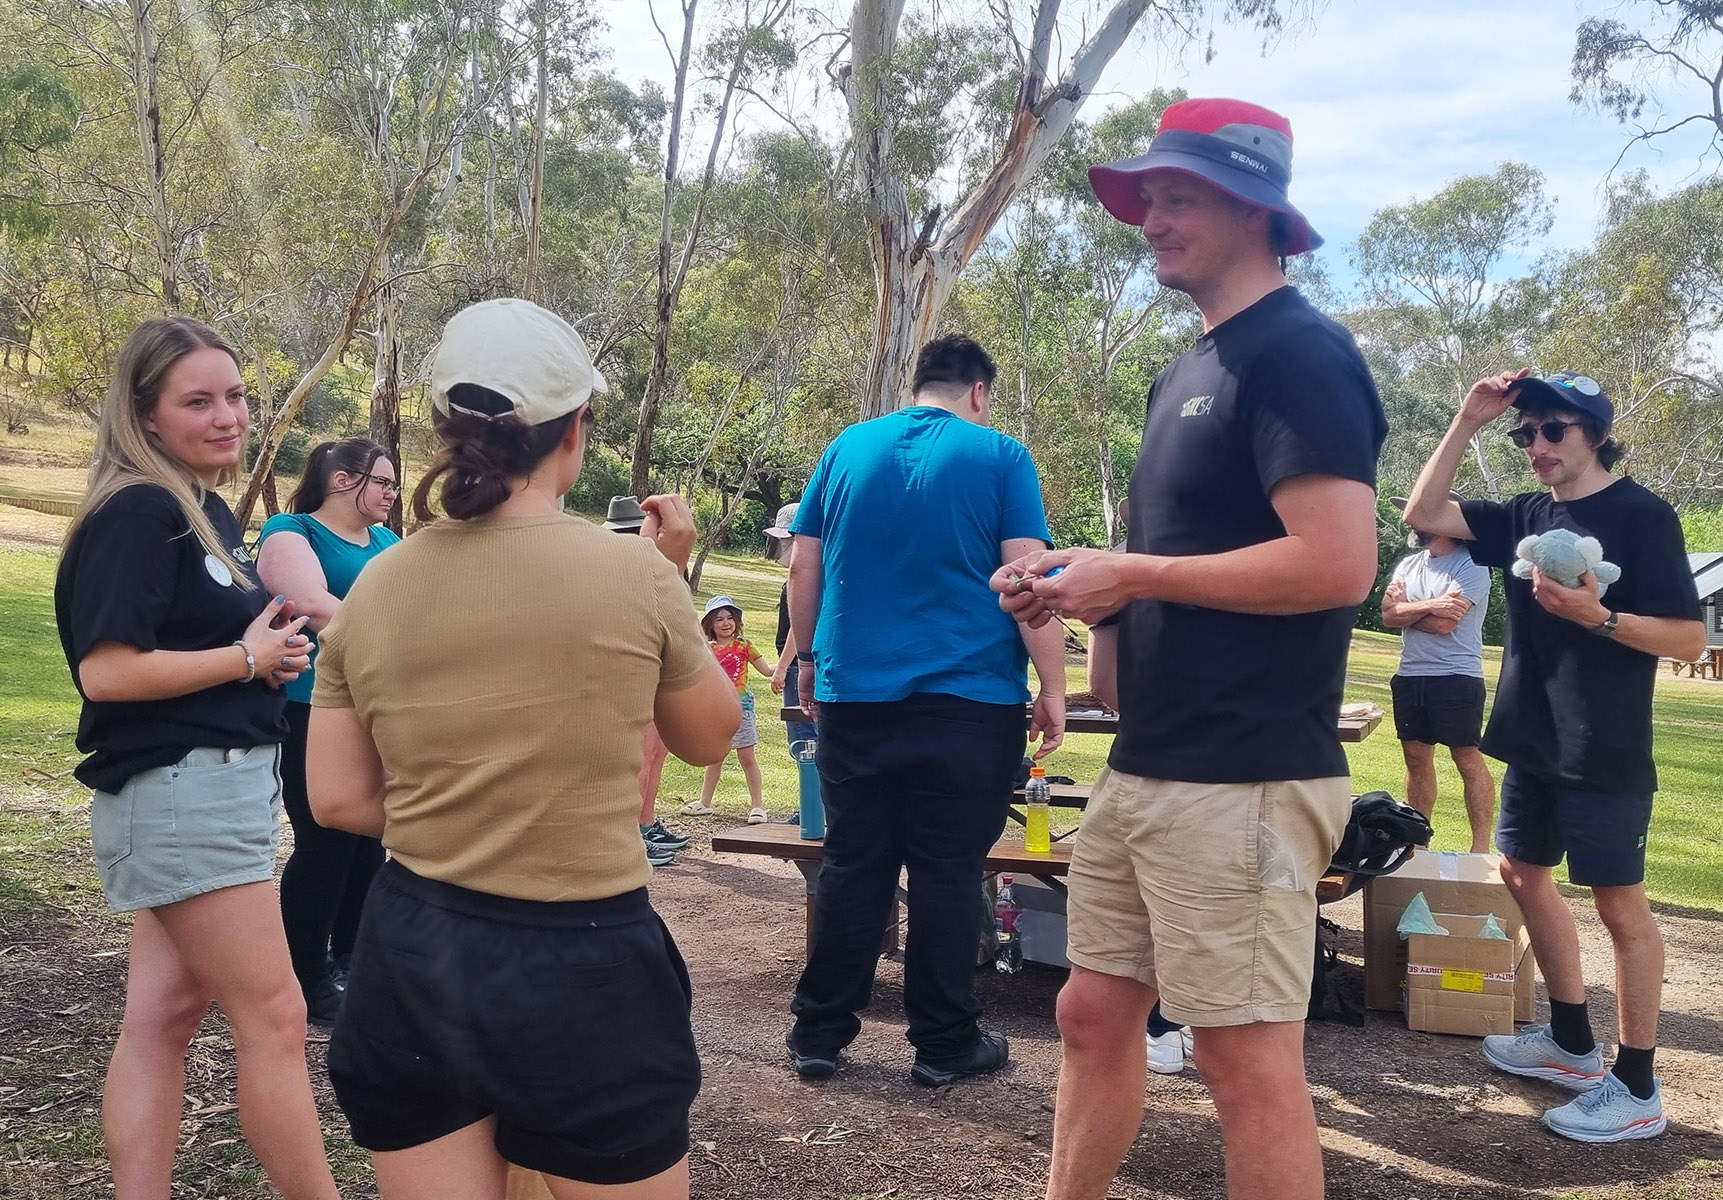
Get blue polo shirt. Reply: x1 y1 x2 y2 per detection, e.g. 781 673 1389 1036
791 405 1050 704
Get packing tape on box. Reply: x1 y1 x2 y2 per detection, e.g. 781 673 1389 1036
1437 852 1460 881
1408 964 1516 989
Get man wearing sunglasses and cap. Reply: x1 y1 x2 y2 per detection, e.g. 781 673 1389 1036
1405 369 1703 1143
994 99 1385 1200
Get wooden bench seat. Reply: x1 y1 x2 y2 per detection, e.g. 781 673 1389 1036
711 824 1073 956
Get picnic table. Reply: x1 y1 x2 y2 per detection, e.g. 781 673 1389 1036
1666 649 1719 680
739 702 1380 958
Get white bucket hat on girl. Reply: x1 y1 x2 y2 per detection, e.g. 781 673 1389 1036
702 594 742 620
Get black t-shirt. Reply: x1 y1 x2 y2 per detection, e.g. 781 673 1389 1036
55 483 288 792
776 582 791 655
1459 479 1698 792
1109 287 1387 783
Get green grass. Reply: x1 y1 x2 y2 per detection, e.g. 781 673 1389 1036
0 548 81 787
5 545 1722 914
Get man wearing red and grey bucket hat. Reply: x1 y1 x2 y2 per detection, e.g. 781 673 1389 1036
994 98 1385 1200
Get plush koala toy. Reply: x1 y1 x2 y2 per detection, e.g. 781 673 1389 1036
1512 528 1622 597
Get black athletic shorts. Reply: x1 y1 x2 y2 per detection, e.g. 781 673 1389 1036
1496 766 1654 888
327 860 700 1184
1389 673 1486 748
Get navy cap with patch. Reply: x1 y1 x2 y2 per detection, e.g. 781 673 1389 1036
1509 372 1613 426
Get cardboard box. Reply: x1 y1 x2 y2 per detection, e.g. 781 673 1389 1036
1405 912 1531 1036
1363 850 1535 1022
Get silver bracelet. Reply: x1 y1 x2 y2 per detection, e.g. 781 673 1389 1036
232 640 256 684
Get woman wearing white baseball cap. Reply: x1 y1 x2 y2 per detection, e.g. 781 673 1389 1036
306 298 740 1196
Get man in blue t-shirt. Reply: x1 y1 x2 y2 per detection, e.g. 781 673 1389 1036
785 334 1066 1086
1381 502 1495 853
1406 369 1702 1144
996 98 1385 1200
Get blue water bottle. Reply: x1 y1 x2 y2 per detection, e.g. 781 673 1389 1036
792 739 824 839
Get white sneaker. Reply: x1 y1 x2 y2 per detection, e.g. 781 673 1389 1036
680 800 715 816
1146 1027 1193 1075
747 807 769 824
1542 1072 1666 1143
1481 1024 1605 1091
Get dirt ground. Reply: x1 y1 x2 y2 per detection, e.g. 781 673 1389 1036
2 803 1720 1200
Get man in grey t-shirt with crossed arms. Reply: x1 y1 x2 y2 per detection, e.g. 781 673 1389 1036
1381 498 1495 852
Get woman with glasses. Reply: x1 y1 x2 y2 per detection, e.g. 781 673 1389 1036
256 438 401 1025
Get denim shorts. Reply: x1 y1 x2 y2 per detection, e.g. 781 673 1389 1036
730 695 759 750
90 745 283 912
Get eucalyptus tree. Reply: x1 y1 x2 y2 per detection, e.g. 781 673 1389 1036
1350 164 1553 498
835 0 1300 420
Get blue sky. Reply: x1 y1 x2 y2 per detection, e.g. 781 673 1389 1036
603 0 1719 287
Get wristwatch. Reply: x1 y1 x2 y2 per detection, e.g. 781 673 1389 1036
1590 610 1620 637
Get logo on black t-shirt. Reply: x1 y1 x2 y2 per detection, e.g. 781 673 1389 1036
204 554 235 587
1180 395 1214 417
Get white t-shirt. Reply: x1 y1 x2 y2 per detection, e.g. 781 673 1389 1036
1391 546 1490 678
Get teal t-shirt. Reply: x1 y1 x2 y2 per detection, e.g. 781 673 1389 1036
257 513 400 703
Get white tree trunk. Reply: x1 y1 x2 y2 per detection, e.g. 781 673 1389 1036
847 0 1153 419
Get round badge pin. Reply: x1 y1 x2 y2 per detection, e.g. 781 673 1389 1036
204 553 235 587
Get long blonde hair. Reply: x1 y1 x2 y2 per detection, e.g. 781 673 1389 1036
66 316 257 588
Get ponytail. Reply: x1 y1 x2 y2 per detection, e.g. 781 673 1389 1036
412 385 575 522
287 437 390 514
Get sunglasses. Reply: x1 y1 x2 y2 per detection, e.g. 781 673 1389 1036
1507 420 1584 449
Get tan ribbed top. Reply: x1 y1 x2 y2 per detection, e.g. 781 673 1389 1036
312 513 711 901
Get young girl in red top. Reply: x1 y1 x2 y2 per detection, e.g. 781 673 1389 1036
684 596 776 822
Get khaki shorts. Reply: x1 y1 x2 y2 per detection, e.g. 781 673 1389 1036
1065 768 1351 1027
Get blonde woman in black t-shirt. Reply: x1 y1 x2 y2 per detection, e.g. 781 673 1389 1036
55 317 339 1200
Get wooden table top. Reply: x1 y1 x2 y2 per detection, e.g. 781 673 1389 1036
782 706 1384 741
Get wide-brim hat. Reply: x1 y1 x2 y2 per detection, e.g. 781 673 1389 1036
603 495 647 532
763 502 799 540
431 298 608 426
702 594 742 620
1088 97 1322 254
1508 372 1613 426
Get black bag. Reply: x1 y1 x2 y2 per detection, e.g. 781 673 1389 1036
1307 791 1433 1024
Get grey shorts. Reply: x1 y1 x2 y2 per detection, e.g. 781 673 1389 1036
90 745 284 913
730 700 759 750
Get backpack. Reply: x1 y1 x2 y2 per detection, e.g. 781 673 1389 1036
1308 791 1433 1025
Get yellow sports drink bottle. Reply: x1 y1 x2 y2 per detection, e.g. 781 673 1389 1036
1024 766 1051 854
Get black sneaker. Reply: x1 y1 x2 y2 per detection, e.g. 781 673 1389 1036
328 953 352 992
774 811 801 826
305 976 343 1028
646 842 677 868
910 1030 1009 1087
788 1046 840 1079
643 820 690 850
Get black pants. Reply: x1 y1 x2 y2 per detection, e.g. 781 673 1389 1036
788 694 1024 1067
280 702 386 990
